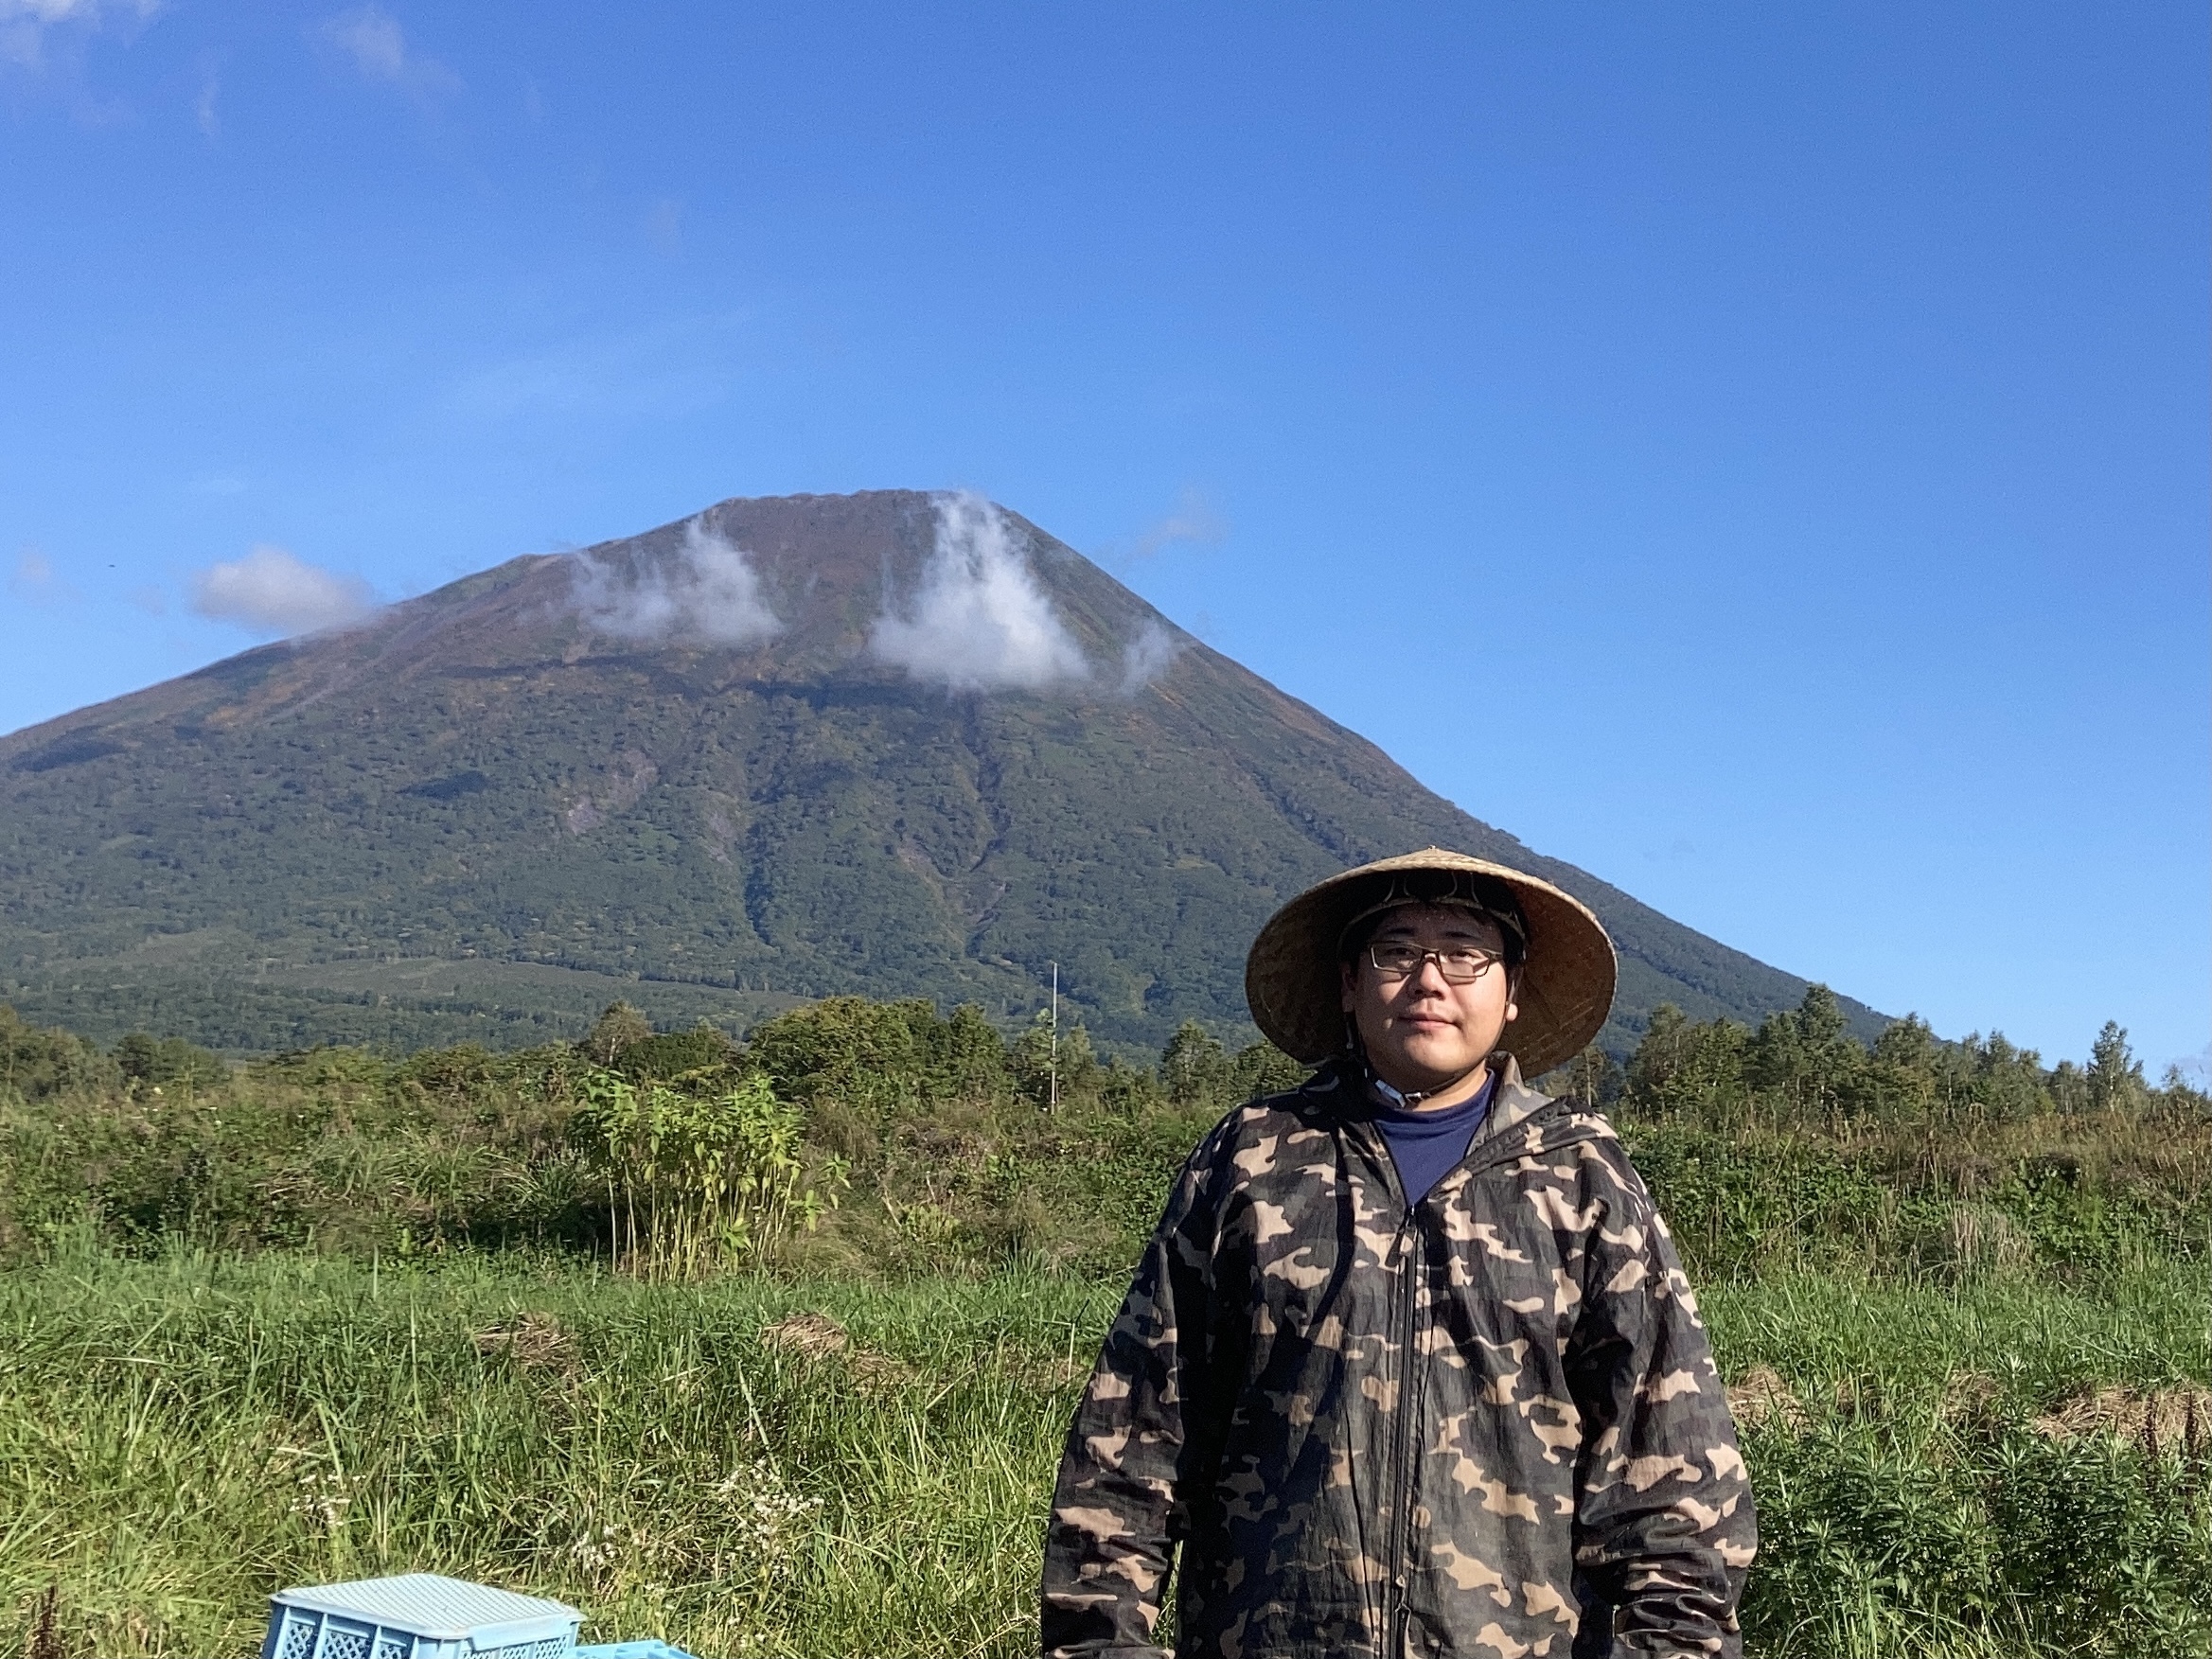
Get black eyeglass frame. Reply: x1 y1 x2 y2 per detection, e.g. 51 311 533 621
1364 942 1506 985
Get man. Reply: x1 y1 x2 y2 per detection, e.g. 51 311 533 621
1042 849 1754 1658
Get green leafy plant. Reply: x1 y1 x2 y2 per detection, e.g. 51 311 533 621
570 1069 844 1278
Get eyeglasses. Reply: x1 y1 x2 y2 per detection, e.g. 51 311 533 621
1366 943 1505 984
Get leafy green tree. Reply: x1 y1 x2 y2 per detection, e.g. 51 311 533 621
1012 1010 1096 1109
745 997 937 1105
1864 1014 1938 1117
2087 1021 2147 1114
932 1004 1010 1100
1229 1041 1310 1103
1967 1032 2049 1121
1159 1019 1230 1106
616 1021 740 1085
1748 986 1863 1116
1625 1005 1748 1117
2046 1059 2091 1116
1627 1005 1692 1101
584 1001 654 1066
112 1032 227 1093
0 1006 116 1100
1551 1044 1625 1110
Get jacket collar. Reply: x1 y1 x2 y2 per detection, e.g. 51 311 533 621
1305 1050 1598 1164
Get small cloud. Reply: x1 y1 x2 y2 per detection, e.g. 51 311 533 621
869 493 1090 692
191 55 218 134
0 0 160 74
320 4 458 100
189 544 375 636
570 518 781 648
448 313 744 423
644 196 682 257
1131 486 1228 560
1116 620 1183 695
8 548 73 604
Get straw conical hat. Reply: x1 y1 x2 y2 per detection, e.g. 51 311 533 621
1244 848 1618 1076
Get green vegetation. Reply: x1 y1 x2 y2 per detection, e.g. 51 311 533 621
1 988 2207 1655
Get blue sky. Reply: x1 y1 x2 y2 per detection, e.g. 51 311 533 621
2 2 2205 1073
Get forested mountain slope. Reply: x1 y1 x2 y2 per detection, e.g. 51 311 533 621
0 489 1882 1053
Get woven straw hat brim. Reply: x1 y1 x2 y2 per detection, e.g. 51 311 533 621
1244 848 1618 1077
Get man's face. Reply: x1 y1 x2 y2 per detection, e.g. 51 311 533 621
1338 904 1517 1098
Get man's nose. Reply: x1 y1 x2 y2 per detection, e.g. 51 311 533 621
1408 955 1452 990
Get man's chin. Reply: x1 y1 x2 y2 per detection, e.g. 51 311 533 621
1386 1046 1483 1086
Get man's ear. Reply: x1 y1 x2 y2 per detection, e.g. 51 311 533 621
1339 959 1359 1013
1503 999 1519 1024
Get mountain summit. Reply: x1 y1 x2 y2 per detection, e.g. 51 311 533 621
0 490 1877 1055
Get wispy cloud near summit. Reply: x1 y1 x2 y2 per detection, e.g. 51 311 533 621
190 545 375 637
868 494 1089 693
569 518 782 648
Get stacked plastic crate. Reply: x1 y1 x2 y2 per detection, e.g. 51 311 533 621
260 1574 695 1659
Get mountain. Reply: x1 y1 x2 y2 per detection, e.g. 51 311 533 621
0 489 1883 1058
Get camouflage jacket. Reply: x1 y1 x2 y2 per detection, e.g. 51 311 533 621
1042 1057 1754 1659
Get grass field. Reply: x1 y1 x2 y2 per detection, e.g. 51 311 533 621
4 993 2210 1655
3 1241 2207 1658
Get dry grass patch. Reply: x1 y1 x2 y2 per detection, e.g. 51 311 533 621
2033 1384 2212 1454
472 1311 578 1372
760 1310 917 1393
1726 1366 1809 1432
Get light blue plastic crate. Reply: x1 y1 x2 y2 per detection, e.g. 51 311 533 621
262 1574 582 1659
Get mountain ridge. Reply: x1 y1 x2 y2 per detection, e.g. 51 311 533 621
0 489 1884 1057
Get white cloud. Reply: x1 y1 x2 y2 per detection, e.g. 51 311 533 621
8 548 72 604
192 57 217 134
189 544 376 636
0 0 158 71
1131 485 1229 559
1115 619 1183 694
321 5 457 99
869 493 1090 692
448 313 744 423
570 518 782 648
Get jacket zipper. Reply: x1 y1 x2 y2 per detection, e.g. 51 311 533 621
1363 1091 1580 1656
1386 1213 1423 1657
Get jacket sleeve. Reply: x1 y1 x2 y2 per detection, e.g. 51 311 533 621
1039 1121 1229 1659
1564 1150 1757 1658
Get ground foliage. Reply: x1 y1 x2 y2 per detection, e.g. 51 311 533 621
0 989 2207 1655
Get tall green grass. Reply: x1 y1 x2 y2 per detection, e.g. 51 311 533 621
4 997 2209 1654
2 1243 2205 1658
